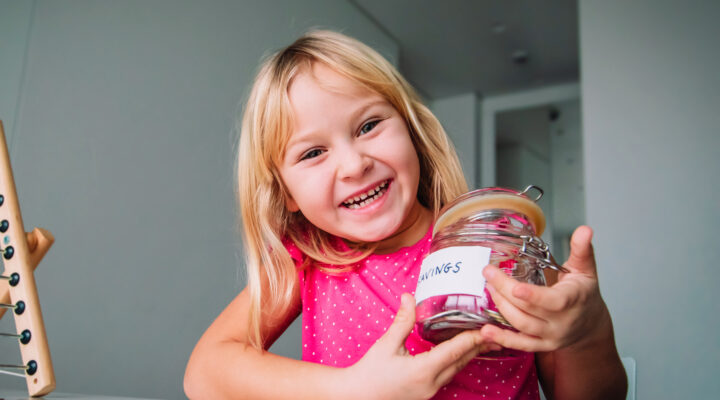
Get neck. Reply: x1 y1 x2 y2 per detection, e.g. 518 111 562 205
374 201 433 254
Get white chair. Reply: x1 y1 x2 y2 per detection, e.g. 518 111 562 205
622 357 636 400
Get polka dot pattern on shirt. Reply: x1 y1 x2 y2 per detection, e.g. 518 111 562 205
286 226 540 399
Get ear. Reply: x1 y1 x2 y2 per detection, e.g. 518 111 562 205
285 195 299 212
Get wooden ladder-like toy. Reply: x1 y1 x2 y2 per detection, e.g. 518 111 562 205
0 120 56 396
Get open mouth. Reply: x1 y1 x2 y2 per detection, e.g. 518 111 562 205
342 180 390 209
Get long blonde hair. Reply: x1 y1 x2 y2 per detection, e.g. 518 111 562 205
236 30 467 349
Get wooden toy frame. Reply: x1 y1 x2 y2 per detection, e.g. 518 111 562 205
0 120 55 396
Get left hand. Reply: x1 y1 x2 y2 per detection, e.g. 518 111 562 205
479 225 612 352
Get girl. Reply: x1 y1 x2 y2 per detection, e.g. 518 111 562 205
184 30 627 399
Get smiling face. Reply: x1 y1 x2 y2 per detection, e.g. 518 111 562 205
278 63 428 248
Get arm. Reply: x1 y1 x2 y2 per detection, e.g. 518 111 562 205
534 268 627 400
481 226 627 400
184 276 348 400
534 311 626 400
184 279 501 400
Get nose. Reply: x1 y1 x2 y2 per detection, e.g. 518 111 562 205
337 142 372 180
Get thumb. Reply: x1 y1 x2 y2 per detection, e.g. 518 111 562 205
564 225 597 275
380 293 417 353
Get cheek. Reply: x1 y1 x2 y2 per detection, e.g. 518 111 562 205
398 142 422 198
397 137 421 179
283 167 334 211
279 170 304 209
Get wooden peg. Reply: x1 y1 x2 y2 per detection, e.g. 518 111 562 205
1 228 54 319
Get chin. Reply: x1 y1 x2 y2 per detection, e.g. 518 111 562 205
347 223 400 243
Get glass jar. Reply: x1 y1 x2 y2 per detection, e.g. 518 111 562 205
414 186 566 355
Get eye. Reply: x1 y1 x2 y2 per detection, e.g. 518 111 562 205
300 148 324 161
359 120 380 135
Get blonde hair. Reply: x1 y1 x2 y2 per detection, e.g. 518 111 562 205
236 30 467 349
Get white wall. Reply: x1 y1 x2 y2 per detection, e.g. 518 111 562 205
0 1 397 398
580 1 720 398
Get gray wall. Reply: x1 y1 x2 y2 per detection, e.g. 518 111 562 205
430 93 479 188
549 100 584 262
580 1 720 398
0 1 397 398
0 0 33 142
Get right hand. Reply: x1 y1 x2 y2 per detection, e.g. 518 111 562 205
342 293 500 400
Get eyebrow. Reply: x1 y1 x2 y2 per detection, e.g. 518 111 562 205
285 99 390 152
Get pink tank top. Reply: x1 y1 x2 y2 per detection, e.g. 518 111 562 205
285 227 541 399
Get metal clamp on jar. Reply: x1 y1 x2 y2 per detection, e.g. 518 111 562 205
414 185 567 348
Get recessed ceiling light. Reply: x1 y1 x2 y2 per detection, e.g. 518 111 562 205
492 23 507 34
512 50 529 65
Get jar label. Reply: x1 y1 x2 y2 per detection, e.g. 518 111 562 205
415 246 492 304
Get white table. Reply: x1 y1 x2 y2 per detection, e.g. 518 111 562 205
0 390 162 400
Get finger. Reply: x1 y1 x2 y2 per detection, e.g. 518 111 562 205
433 335 497 386
483 264 519 300
421 330 499 373
376 293 416 353
486 285 549 336
485 264 578 315
483 265 538 311
480 324 554 353
564 226 597 275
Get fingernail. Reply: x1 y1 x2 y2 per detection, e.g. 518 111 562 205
402 293 415 308
483 266 495 279
513 285 530 300
480 329 493 340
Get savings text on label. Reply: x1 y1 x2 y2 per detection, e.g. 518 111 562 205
414 246 492 304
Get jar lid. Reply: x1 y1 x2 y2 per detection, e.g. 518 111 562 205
433 186 546 236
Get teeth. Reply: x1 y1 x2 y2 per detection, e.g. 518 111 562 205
343 180 389 208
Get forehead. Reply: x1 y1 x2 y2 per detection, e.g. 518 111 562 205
288 62 377 108
285 63 385 145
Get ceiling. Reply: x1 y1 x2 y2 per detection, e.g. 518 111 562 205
352 0 579 99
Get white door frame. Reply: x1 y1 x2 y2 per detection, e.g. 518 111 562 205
479 83 580 187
